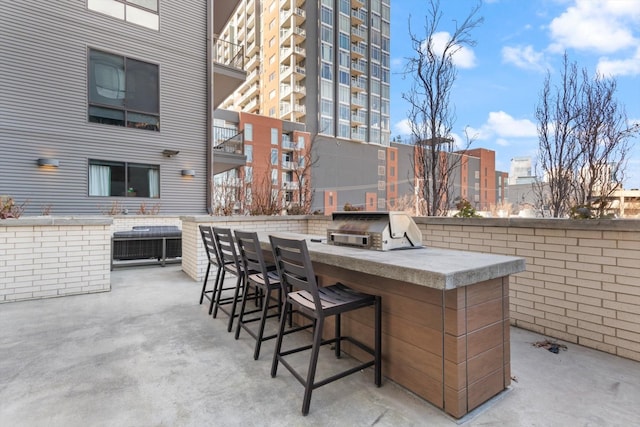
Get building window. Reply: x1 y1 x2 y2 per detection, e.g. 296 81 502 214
88 49 159 131
244 124 253 141
244 166 253 182
88 0 159 30
245 145 253 162
378 166 385 176
378 180 385 191
297 136 305 149
378 150 385 160
271 168 278 185
89 159 159 197
271 128 278 144
271 149 278 165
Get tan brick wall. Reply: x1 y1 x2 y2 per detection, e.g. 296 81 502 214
111 215 182 232
415 217 640 362
1 217 112 303
180 215 326 281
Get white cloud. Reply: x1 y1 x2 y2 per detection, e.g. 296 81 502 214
548 0 640 54
502 45 551 73
426 32 477 69
496 138 510 147
470 111 538 140
597 46 640 77
393 119 412 136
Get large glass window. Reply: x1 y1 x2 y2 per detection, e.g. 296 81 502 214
321 6 333 25
87 0 159 30
271 149 279 165
89 160 159 197
244 123 253 141
245 145 253 162
88 49 159 131
271 128 278 144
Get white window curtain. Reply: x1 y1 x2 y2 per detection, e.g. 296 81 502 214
89 165 111 196
148 168 159 198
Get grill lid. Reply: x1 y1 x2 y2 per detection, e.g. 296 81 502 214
328 211 422 250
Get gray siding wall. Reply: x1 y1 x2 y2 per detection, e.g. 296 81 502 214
311 137 382 211
0 1 208 215
394 143 415 201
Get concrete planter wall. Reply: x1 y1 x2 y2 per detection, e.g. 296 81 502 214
0 217 112 303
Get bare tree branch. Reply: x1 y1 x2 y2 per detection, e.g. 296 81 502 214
402 0 483 216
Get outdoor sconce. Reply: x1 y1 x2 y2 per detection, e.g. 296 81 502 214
181 169 196 177
37 158 60 167
162 149 180 157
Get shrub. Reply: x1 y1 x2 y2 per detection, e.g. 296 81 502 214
0 196 27 219
453 199 481 218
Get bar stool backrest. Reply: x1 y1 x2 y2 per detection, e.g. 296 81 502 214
234 230 269 277
213 227 242 271
269 235 323 315
199 225 221 267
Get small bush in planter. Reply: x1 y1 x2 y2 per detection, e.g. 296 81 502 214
0 196 27 219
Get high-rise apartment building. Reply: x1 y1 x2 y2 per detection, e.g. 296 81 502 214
219 0 391 146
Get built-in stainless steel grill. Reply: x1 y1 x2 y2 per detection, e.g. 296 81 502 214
326 211 423 251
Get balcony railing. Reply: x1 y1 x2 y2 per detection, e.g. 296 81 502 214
213 37 244 69
213 128 244 154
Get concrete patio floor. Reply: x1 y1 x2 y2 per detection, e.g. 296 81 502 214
1 265 640 426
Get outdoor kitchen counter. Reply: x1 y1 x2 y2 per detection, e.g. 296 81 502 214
258 232 525 419
257 232 524 290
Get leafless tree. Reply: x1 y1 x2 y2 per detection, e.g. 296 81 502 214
402 0 483 216
213 171 241 215
247 170 283 216
535 53 638 217
534 54 581 218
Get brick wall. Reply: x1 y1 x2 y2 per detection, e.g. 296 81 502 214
111 215 182 232
0 217 112 303
415 217 640 362
180 215 314 281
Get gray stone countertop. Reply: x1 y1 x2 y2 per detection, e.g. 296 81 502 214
258 232 525 291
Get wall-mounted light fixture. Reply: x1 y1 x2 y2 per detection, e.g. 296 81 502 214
162 149 180 157
181 169 196 177
38 158 60 167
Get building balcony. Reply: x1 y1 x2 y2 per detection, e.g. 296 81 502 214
246 53 260 69
351 0 365 9
351 43 366 60
280 83 306 98
351 8 366 26
351 25 366 43
351 78 366 93
246 40 259 57
351 59 366 76
212 127 245 175
351 94 366 108
351 113 366 125
213 37 246 108
282 180 299 189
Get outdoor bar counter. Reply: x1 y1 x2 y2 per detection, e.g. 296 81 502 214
257 232 525 419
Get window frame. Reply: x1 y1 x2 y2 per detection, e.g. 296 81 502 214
87 48 160 131
88 159 160 198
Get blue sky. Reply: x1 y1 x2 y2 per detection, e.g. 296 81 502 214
390 0 640 187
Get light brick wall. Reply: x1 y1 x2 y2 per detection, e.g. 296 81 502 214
111 215 182 232
415 217 640 362
180 215 329 281
0 217 112 303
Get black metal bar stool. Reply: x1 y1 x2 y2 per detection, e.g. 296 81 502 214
212 227 246 332
234 231 313 360
269 235 382 416
198 225 224 315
